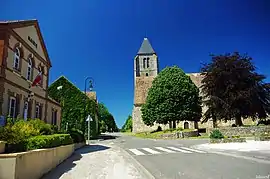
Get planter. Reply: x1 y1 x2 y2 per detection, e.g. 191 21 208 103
210 137 246 144
0 141 6 154
254 136 270 141
0 144 75 179
74 142 86 150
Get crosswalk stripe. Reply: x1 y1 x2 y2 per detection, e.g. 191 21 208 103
166 146 192 153
180 147 206 153
129 149 145 155
142 148 161 154
155 147 176 153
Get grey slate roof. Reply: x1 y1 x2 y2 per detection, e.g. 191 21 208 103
137 38 155 55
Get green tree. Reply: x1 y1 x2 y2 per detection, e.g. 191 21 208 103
121 115 132 132
201 52 270 126
97 103 118 132
141 66 202 128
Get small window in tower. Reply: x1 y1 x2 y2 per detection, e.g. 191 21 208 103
146 57 150 68
143 58 146 68
146 73 149 76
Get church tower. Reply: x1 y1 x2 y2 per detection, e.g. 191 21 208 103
134 38 159 79
132 38 159 133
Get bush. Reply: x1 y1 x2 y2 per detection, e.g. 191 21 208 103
26 134 73 150
210 129 224 139
28 119 54 135
68 128 85 143
0 120 39 145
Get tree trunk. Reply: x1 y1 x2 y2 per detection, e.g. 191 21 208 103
235 115 243 126
172 121 176 129
212 112 217 128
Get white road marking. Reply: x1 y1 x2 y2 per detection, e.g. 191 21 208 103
142 148 161 154
155 147 176 153
180 147 206 153
167 146 192 153
129 149 145 155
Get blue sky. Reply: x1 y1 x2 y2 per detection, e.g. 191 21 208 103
1 0 270 128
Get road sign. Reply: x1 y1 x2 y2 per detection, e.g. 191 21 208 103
86 115 93 122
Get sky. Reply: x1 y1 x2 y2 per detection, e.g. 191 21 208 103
1 0 270 128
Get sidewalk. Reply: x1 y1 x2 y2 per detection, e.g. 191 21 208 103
42 143 153 179
194 140 270 152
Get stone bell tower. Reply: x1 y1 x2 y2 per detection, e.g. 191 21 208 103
132 38 159 133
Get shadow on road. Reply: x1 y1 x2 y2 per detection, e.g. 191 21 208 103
41 144 110 179
91 133 120 140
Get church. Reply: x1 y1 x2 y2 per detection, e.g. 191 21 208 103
131 38 253 133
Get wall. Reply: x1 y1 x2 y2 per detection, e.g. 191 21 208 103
134 76 155 105
207 126 270 136
7 34 48 94
0 144 74 179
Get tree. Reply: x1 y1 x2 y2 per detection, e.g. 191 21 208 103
201 52 270 126
141 66 202 128
121 115 132 132
97 103 118 132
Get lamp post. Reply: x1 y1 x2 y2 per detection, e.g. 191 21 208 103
84 77 94 141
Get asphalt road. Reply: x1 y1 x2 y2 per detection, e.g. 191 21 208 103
96 133 270 179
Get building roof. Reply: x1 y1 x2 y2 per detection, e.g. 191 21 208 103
137 38 155 55
0 19 52 67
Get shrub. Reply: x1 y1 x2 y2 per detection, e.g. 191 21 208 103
28 119 53 135
210 129 224 139
68 128 85 143
26 134 73 150
0 120 39 144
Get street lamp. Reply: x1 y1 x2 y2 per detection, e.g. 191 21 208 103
84 77 94 141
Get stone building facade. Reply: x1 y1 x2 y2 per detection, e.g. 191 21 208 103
132 38 256 133
0 20 61 128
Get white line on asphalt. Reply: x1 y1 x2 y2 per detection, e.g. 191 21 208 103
155 147 176 153
180 147 207 153
142 148 161 154
129 149 146 155
166 147 192 153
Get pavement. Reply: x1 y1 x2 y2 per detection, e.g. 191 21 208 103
43 133 270 179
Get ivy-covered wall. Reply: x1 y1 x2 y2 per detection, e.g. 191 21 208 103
48 76 98 137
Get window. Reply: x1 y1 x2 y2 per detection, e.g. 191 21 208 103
23 102 28 120
8 97 16 118
51 109 57 125
143 58 146 68
13 47 20 70
146 73 149 76
35 103 41 119
146 57 150 68
27 58 33 81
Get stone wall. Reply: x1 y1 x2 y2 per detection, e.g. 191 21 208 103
134 76 155 105
207 126 270 136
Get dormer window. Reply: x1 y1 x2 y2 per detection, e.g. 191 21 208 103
13 47 20 70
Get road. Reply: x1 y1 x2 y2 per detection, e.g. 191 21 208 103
43 133 270 179
101 133 270 179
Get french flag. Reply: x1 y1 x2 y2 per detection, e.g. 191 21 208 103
31 71 42 87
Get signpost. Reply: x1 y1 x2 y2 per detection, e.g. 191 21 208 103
86 115 93 142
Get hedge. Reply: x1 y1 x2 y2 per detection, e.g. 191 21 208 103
26 134 73 150
68 128 85 143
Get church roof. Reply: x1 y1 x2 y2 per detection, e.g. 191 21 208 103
137 38 155 55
